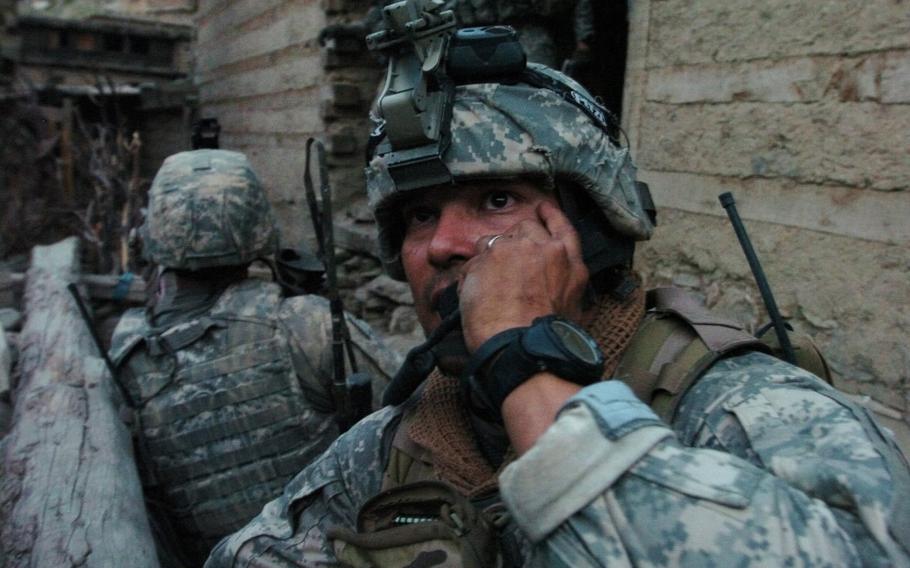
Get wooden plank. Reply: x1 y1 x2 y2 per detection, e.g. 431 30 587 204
0 238 158 567
0 273 147 307
0 328 9 396
61 98 75 204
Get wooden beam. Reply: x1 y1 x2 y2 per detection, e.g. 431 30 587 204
61 98 75 205
0 238 159 567
0 325 9 396
0 272 147 308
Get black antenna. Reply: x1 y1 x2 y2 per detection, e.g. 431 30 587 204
719 192 796 365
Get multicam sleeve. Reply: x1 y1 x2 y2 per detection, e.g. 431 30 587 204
499 355 910 567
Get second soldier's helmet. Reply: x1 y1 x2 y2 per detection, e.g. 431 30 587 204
141 149 279 271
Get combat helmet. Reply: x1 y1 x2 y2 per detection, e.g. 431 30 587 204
364 20 656 290
141 149 279 271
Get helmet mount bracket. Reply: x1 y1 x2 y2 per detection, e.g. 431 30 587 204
367 0 457 191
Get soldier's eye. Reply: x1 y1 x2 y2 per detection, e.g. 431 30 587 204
404 206 436 228
484 191 514 210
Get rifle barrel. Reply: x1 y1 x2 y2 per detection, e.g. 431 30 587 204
67 283 119 377
67 283 137 407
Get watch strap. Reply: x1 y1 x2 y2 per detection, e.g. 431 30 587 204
463 327 528 421
463 327 524 380
462 317 606 422
481 335 545 411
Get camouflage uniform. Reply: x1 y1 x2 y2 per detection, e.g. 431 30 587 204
205 74 910 566
205 351 910 566
111 150 399 565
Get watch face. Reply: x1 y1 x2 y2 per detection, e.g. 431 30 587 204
551 320 602 365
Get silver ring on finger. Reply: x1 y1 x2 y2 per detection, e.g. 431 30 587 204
486 234 504 250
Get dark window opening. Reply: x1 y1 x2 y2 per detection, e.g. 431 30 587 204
102 33 125 53
584 1 629 123
147 39 174 64
46 30 61 49
74 32 97 52
130 35 150 55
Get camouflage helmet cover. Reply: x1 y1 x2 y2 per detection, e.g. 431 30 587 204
141 149 279 271
366 64 656 280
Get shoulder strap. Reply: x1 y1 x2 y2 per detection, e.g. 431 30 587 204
616 287 768 422
383 401 437 491
647 287 765 353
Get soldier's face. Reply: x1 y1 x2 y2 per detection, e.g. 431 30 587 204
399 179 559 335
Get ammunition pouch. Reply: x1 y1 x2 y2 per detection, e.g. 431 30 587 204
328 480 501 568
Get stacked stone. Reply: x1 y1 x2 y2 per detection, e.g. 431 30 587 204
335 202 424 356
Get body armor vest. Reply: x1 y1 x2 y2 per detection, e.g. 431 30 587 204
112 280 336 560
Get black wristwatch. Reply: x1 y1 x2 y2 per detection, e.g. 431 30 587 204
463 316 605 419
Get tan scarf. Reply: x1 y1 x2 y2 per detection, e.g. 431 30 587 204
407 286 646 496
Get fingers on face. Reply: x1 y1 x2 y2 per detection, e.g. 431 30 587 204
537 202 584 263
474 208 583 266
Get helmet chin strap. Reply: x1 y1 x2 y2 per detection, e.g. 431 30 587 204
381 283 465 405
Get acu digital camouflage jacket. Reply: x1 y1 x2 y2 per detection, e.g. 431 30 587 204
205 343 910 566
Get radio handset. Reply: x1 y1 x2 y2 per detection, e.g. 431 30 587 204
381 283 464 405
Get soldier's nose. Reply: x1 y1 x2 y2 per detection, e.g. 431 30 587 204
426 204 478 268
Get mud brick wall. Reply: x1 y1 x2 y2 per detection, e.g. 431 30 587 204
623 0 910 424
195 0 380 249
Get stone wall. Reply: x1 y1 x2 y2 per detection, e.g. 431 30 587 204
194 0 323 247
195 0 380 249
623 0 910 423
18 0 195 24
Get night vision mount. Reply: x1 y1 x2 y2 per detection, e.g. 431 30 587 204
367 1 458 191
366 0 527 191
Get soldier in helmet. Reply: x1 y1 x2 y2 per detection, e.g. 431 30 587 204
207 41 910 568
109 149 399 566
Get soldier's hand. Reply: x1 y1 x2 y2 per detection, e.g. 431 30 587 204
459 202 589 353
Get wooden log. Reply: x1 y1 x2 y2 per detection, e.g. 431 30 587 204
0 272 148 308
0 329 8 397
0 238 159 567
0 329 10 436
